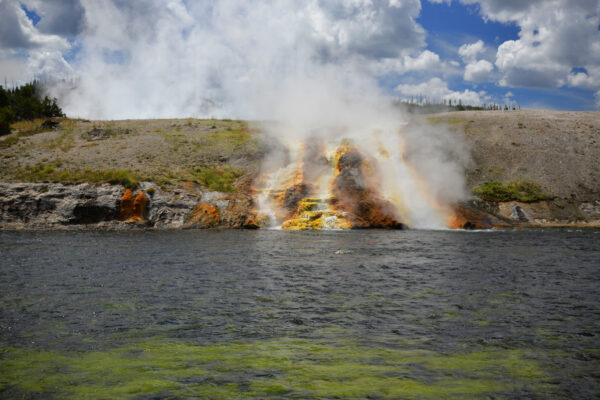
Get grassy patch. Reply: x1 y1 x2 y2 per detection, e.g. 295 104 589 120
194 122 258 153
473 181 552 202
10 118 48 132
0 338 554 399
45 129 75 152
16 162 139 188
192 165 242 192
0 118 62 148
427 118 464 124
0 135 20 149
161 131 188 151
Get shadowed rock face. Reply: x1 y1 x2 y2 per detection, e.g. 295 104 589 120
331 148 404 229
73 203 118 224
280 182 312 218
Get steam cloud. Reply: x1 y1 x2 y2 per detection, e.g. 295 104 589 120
48 1 427 120
44 0 468 228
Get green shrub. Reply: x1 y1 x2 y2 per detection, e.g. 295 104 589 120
473 180 552 203
0 135 19 148
192 165 242 192
507 180 552 202
0 107 14 136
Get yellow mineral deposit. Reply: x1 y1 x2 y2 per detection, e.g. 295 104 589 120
280 198 352 230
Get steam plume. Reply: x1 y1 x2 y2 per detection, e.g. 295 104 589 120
48 1 468 228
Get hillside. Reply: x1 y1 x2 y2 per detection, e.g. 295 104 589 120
0 110 598 229
423 110 599 201
0 118 265 190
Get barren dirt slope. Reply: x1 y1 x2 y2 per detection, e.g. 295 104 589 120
425 110 600 201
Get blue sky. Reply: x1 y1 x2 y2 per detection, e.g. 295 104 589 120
412 1 599 110
420 1 520 47
1 0 599 117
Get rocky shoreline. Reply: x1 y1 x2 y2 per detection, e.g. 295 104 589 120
1 182 598 230
0 182 259 230
455 199 600 229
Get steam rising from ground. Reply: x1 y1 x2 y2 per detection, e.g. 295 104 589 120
46 1 468 228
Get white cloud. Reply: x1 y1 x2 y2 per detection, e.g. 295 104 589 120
568 72 598 88
495 39 567 88
375 50 444 75
404 50 442 71
0 57 30 84
463 59 493 83
395 77 486 105
458 40 494 84
20 0 85 36
459 0 600 93
26 50 73 81
0 0 72 83
458 40 485 64
305 0 426 60
2 0 598 113
0 0 70 51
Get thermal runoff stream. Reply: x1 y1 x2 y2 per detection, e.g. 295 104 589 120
256 125 461 230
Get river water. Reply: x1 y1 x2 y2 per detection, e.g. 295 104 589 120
1 229 599 399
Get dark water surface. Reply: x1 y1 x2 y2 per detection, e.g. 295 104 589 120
1 229 599 399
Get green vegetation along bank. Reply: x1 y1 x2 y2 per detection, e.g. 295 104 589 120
0 82 64 135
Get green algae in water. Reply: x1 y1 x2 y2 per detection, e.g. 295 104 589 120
1 338 553 399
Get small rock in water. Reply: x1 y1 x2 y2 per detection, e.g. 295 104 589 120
335 249 352 254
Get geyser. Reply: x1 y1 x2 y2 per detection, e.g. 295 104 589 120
36 1 471 227
255 122 466 230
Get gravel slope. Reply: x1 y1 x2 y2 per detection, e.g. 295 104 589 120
424 110 600 201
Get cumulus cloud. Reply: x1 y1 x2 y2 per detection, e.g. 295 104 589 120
458 40 485 64
0 0 69 51
460 0 600 92
305 0 426 60
375 49 444 75
463 59 493 83
395 77 486 105
458 40 494 83
20 0 85 37
430 0 599 106
568 72 596 88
